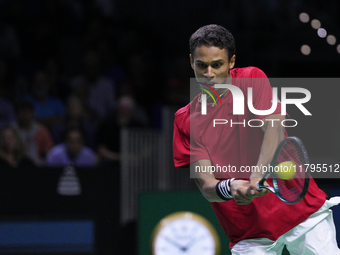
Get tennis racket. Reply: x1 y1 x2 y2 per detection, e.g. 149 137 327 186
256 136 310 204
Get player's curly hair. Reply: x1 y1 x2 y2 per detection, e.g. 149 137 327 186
189 24 236 61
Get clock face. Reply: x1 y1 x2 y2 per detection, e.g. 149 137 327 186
150 212 220 255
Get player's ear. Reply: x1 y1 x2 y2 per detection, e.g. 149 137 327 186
229 55 236 69
189 54 194 70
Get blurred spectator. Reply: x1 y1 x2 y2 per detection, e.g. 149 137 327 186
0 99 15 130
70 49 116 122
0 126 35 168
46 126 96 167
23 69 65 129
12 101 54 166
96 95 148 164
51 94 96 149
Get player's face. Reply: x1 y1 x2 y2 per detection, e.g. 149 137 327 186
190 46 235 86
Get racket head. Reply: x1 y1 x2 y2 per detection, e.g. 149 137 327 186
271 137 310 204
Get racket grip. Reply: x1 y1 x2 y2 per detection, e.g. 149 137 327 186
256 181 262 191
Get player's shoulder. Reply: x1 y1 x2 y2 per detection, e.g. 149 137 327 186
232 66 268 78
174 102 191 119
174 102 192 133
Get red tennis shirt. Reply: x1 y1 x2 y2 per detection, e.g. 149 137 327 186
173 67 327 249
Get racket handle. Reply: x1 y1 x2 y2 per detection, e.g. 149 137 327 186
256 181 262 191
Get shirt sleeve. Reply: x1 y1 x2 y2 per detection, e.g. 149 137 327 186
173 115 190 168
189 134 211 164
173 109 211 168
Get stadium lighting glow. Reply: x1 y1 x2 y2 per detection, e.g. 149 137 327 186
301 45 311 55
299 13 309 23
317 28 327 38
311 19 321 29
326 35 336 45
299 12 309 23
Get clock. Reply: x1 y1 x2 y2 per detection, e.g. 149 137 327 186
150 211 220 255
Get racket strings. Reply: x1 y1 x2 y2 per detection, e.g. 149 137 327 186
275 140 307 202
276 178 304 201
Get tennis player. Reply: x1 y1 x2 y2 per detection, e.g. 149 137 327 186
173 24 340 254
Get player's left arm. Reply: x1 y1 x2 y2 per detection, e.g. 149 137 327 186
248 113 286 196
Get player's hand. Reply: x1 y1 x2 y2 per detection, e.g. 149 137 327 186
230 180 254 205
247 177 269 197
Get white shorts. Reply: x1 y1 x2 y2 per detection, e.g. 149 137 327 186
231 197 340 255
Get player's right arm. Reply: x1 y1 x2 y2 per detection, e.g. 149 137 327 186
191 159 255 205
